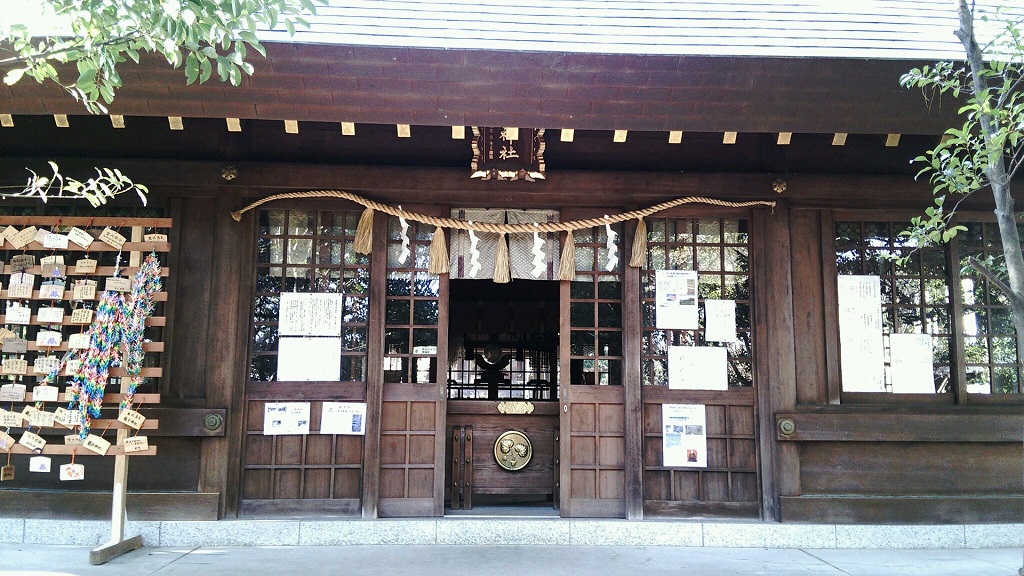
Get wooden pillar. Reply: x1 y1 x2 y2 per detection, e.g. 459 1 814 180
753 203 798 520
622 218 644 519
361 212 388 518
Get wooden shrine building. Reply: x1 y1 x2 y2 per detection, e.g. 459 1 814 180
1 1 1022 524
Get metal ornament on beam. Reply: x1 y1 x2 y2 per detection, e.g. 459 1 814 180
470 127 546 181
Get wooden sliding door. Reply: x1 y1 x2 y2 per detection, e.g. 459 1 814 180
241 207 369 516
560 221 628 517
370 212 448 517
639 213 761 518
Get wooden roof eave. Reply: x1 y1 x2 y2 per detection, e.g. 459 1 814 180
3 43 963 136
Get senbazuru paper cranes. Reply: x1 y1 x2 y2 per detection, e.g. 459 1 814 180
120 253 163 411
51 252 163 438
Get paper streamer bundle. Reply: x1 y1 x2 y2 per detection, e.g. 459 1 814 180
231 190 777 282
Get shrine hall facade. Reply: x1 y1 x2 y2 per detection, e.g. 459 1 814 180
0 1 1022 525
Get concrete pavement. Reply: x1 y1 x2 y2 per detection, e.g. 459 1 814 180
2 544 1023 576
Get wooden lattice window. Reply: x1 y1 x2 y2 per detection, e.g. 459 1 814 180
834 220 954 394
250 209 370 382
958 222 1022 394
384 217 439 384
641 218 753 387
568 225 623 385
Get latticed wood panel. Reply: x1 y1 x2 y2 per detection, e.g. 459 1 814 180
242 397 363 514
379 397 437 500
565 388 626 516
642 390 758 517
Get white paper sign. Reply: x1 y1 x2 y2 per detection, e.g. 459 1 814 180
668 346 728 390
263 402 311 435
703 299 737 343
278 292 344 336
320 402 367 435
662 403 708 468
277 337 341 381
655 270 699 329
889 333 935 394
837 275 885 392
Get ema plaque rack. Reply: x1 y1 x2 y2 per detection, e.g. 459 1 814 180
0 216 171 564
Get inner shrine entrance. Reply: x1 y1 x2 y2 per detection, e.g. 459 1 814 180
445 280 561 512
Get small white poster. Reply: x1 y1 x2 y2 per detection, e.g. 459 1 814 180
837 275 885 392
655 270 699 330
703 299 737 342
662 404 708 468
263 402 310 435
668 346 728 390
277 337 341 381
889 333 935 394
278 292 343 336
320 402 367 435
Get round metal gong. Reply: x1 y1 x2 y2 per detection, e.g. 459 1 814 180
493 430 533 471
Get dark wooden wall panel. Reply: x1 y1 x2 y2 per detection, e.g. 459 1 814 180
167 197 216 400
790 209 828 405
800 442 1024 495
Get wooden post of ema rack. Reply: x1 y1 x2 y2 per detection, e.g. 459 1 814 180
89 226 145 565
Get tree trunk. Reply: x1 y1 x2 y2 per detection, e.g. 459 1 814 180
957 0 1024 392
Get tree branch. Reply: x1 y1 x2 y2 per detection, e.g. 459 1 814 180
0 31 144 67
969 256 1024 309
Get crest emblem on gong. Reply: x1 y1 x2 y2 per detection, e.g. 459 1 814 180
494 430 533 471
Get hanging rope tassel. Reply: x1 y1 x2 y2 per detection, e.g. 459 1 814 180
353 207 374 255
629 217 648 268
493 232 511 283
428 226 449 275
558 230 576 281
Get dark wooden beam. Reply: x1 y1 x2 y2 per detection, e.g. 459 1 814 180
776 412 1024 442
0 157 972 211
780 495 1024 524
0 491 220 520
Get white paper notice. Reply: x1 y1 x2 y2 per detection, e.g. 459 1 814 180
889 333 935 394
277 337 341 381
278 292 343 336
837 275 885 392
668 346 728 390
655 270 699 329
662 404 708 468
703 299 737 342
263 402 311 435
320 402 367 435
